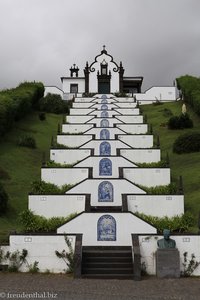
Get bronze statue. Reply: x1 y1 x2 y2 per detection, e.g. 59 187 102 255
157 229 176 249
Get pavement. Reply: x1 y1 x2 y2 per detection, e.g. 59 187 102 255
0 274 200 300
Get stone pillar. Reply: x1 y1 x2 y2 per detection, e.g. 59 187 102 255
156 248 180 278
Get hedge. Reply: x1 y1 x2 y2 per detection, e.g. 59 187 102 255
0 82 44 137
173 132 200 154
176 75 200 116
0 182 8 215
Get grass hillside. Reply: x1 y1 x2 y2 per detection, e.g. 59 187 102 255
0 112 61 242
141 101 200 229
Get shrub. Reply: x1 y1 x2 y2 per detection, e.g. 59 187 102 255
55 236 74 273
138 183 177 195
17 135 36 149
173 132 200 154
162 108 173 117
0 82 44 137
181 252 200 277
0 182 8 215
168 113 193 129
38 112 46 121
19 209 77 232
6 249 28 272
29 180 74 195
136 212 195 233
0 167 10 180
176 75 200 116
39 93 71 114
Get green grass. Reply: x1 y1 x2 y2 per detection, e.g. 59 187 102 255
0 111 62 242
141 101 200 230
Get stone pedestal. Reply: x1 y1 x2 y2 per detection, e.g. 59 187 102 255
156 248 180 278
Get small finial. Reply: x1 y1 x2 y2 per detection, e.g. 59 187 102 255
103 45 106 50
73 63 76 68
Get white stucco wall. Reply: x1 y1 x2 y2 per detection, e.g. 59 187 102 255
116 115 143 124
116 124 148 134
114 102 137 108
139 235 200 276
85 127 125 139
114 108 140 115
66 179 145 206
41 168 88 186
92 103 118 110
70 108 95 115
89 53 119 93
89 111 120 118
120 149 161 163
127 195 184 217
50 149 91 164
44 86 63 98
87 118 123 127
57 213 157 246
29 195 85 217
80 140 131 155
118 135 153 148
135 87 176 102
73 102 94 108
74 97 95 102
62 78 85 94
123 168 171 187
57 135 92 147
8 235 76 273
62 124 93 134
66 115 94 123
75 156 136 178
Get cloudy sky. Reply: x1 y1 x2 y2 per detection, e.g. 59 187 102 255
0 0 200 91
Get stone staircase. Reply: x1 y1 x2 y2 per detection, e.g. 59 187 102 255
81 246 133 279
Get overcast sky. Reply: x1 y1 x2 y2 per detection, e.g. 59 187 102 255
0 0 200 91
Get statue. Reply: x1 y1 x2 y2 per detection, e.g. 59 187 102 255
157 229 176 249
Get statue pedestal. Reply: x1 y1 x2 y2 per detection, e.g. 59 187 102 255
156 249 180 278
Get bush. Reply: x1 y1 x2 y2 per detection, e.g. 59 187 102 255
30 180 74 194
176 75 200 116
0 182 8 215
138 183 177 195
136 212 195 233
162 108 173 117
168 113 193 129
38 112 46 121
173 132 200 154
39 93 71 114
19 209 77 232
17 135 36 149
0 82 44 137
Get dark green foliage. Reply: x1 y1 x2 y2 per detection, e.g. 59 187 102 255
114 92 128 97
168 113 193 129
173 132 200 154
0 82 44 137
6 249 28 272
55 236 74 273
38 112 46 121
162 108 173 117
136 212 195 233
17 135 36 149
137 160 169 168
0 182 8 215
27 261 39 273
30 180 74 195
0 167 10 180
39 93 71 114
19 209 77 233
176 75 200 116
138 183 177 195
181 252 200 277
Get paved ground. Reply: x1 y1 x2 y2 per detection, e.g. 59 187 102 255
0 274 200 300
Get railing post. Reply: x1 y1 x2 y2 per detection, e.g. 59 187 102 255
74 234 83 278
132 234 141 281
